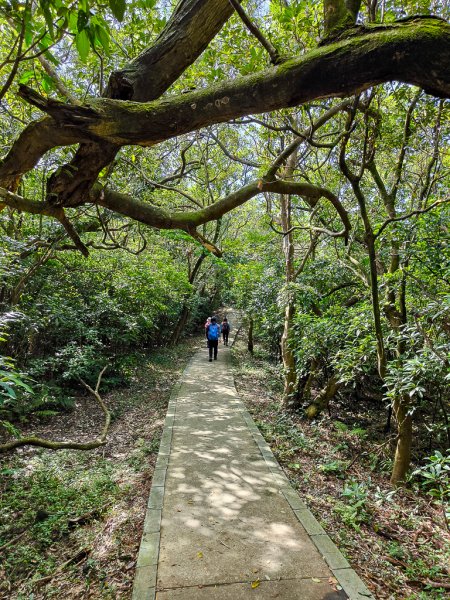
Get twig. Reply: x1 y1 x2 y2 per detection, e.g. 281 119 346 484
79 366 110 442
33 548 90 588
228 0 281 64
0 528 27 552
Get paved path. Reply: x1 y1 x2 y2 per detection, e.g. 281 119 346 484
133 327 373 600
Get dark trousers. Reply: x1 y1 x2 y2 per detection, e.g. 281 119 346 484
208 339 218 359
222 331 229 345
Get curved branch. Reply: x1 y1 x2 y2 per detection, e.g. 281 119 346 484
0 177 351 241
2 16 449 196
374 198 450 238
0 367 109 454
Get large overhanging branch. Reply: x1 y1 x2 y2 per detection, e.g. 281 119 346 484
106 0 239 101
2 16 449 195
94 179 350 234
0 177 350 256
16 0 241 206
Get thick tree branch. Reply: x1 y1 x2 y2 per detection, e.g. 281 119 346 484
39 0 241 209
0 367 109 453
106 0 239 101
1 176 351 243
324 0 362 37
2 17 449 200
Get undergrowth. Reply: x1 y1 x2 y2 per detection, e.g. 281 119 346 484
0 336 199 599
231 337 450 600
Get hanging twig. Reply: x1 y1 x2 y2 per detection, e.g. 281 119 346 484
228 0 281 64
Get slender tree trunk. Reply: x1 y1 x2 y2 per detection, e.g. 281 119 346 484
169 303 190 346
247 315 254 354
169 251 207 345
281 302 297 407
280 150 299 407
391 396 413 485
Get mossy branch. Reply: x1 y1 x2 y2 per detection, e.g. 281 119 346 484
0 367 109 453
2 16 449 200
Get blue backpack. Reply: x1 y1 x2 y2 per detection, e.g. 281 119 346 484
207 323 219 341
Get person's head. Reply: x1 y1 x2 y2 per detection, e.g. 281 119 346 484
206 317 211 322
211 316 217 323
223 317 228 322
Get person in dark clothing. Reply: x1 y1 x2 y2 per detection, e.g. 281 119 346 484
206 316 220 362
221 317 230 346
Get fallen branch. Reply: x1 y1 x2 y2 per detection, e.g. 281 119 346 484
33 547 91 588
0 528 28 553
68 503 108 529
0 367 110 453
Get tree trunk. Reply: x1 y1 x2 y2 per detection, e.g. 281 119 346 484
169 304 190 346
305 375 341 419
281 302 297 407
247 316 254 354
390 396 413 486
280 150 298 407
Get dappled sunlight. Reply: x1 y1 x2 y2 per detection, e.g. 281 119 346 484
154 341 339 596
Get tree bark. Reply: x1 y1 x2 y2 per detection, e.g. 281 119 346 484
390 396 413 486
279 150 298 408
324 0 362 37
42 0 240 206
305 375 341 419
247 315 254 354
106 0 239 102
1 17 449 201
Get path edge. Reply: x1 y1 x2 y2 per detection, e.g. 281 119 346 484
235 400 374 600
132 373 183 600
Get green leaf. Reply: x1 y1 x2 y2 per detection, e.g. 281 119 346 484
109 0 126 22
0 382 16 398
95 25 110 55
77 9 90 32
19 70 35 85
76 29 90 61
39 0 55 39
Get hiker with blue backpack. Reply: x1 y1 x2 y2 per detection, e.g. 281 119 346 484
206 316 221 362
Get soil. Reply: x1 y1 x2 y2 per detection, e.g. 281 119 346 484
1 332 448 599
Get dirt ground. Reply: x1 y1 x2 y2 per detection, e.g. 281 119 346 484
1 332 448 599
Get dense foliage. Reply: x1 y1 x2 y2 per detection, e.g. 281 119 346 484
0 0 448 575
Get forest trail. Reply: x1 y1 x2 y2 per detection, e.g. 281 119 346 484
132 322 373 600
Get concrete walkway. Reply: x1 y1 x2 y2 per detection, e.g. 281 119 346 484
133 328 374 600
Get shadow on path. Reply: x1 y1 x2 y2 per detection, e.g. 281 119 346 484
133 321 373 600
